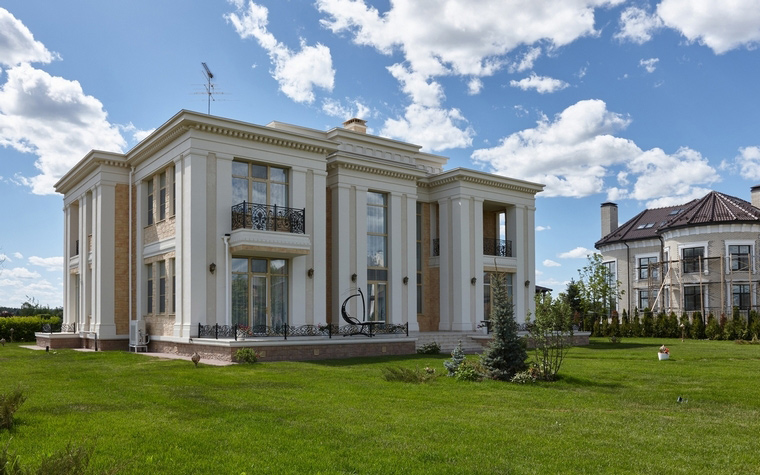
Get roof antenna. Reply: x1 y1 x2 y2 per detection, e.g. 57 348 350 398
202 62 214 115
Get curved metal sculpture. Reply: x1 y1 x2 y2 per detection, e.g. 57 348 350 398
341 288 383 337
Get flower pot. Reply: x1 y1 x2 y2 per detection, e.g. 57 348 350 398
658 352 669 360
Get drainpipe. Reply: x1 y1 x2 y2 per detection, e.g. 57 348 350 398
658 235 666 313
129 166 134 323
624 241 631 312
223 234 231 325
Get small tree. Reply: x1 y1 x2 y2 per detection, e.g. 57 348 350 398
530 293 573 381
444 341 466 377
481 272 527 381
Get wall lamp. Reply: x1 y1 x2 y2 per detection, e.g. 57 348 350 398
307 268 314 278
351 273 357 282
209 263 216 274
525 280 531 287
471 277 477 285
403 276 409 285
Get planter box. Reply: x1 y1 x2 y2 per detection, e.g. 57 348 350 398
658 352 669 360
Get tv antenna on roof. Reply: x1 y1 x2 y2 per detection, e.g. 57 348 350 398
202 62 215 115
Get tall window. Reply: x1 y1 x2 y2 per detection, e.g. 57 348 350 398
232 161 288 207
367 192 388 321
603 260 617 313
684 285 702 311
159 172 167 221
147 179 154 225
146 264 153 314
484 273 513 320
682 247 704 274
231 257 289 328
159 261 166 313
416 202 423 314
638 256 658 280
732 284 750 310
638 290 650 310
729 245 751 271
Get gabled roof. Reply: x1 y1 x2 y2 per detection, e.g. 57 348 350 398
595 191 760 248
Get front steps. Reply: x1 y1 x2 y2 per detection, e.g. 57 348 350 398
412 331 488 354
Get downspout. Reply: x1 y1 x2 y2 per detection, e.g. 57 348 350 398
624 242 632 312
129 166 134 323
223 234 231 325
658 235 665 312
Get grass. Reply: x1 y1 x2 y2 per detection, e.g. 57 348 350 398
0 338 758 474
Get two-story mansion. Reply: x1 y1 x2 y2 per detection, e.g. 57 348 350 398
53 110 543 351
595 188 760 317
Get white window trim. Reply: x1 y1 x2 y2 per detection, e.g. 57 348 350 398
724 240 755 274
634 252 658 282
678 242 709 275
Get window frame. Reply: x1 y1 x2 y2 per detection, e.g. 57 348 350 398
681 246 706 274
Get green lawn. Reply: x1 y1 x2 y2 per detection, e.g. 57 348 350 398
1 338 758 474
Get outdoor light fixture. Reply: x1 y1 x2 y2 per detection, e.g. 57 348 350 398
308 268 314 278
525 280 530 287
471 277 477 285
351 273 357 282
403 276 409 285
209 263 216 274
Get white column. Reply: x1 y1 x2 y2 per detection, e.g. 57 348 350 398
310 170 328 324
404 194 419 331
62 205 70 325
290 167 308 325
438 198 452 330
451 196 473 331
171 156 183 331
389 192 403 323
525 205 537 322
354 187 368 318
472 198 484 330
330 183 352 322
94 184 117 338
78 195 87 331
513 205 527 324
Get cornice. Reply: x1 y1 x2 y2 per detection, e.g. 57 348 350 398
327 160 421 182
421 173 543 195
129 125 190 165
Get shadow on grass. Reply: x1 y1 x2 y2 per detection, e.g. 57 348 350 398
553 374 624 390
305 354 448 367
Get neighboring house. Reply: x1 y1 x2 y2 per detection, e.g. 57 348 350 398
595 188 760 317
51 111 543 351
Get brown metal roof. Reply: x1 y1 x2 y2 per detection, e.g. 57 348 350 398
595 191 760 248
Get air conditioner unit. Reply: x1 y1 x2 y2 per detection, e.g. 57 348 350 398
129 320 150 347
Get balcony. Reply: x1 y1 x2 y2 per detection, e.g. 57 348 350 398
231 202 305 234
483 238 512 257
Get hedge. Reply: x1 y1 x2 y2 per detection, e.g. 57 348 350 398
0 316 62 342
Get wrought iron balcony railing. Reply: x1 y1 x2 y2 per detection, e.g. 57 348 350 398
483 238 512 257
231 201 306 234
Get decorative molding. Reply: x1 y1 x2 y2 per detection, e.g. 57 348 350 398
327 161 420 181
420 174 542 195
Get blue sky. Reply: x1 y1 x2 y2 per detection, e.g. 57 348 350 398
2 0 760 308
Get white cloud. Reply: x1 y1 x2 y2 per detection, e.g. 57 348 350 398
387 63 445 107
381 104 474 152
614 6 663 44
13 252 22 259
3 267 40 280
543 259 561 267
0 63 127 195
28 256 63 272
472 99 720 203
226 1 335 103
658 0 760 54
509 46 542 73
0 8 58 66
736 146 760 180
0 253 9 263
318 0 623 78
559 247 595 259
639 57 659 73
606 187 628 201
467 78 483 95
322 98 371 121
119 123 155 144
510 73 569 94
535 225 551 232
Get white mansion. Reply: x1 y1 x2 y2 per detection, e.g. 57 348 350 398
52 111 543 352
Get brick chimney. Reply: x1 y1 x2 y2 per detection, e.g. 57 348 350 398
343 118 367 133
752 186 760 209
601 202 618 238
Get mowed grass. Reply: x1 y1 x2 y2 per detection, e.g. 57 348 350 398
1 338 759 474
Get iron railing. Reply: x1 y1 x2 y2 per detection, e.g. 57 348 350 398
41 322 76 333
483 238 512 257
231 201 305 233
198 322 409 340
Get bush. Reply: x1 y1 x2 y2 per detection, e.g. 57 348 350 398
416 341 441 354
444 341 466 377
0 439 94 475
234 348 259 364
0 316 62 342
529 294 573 381
750 312 760 340
0 386 26 430
381 366 437 383
705 315 722 340
641 309 653 337
510 367 538 384
454 359 485 382
653 312 667 338
691 312 706 339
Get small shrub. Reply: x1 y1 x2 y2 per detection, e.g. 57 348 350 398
510 368 537 384
381 366 437 383
234 348 259 364
691 312 706 339
416 341 441 354
0 386 26 430
705 315 722 340
36 441 94 475
444 341 466 376
454 359 484 382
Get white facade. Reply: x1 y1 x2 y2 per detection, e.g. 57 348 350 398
55 111 543 348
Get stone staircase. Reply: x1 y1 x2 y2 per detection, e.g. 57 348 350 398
412 331 488 354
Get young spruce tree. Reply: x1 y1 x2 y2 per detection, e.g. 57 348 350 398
481 272 527 380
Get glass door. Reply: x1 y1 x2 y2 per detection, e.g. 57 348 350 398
251 275 268 329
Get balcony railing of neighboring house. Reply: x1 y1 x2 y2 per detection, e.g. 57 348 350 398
231 201 306 234
483 238 512 257
432 238 440 257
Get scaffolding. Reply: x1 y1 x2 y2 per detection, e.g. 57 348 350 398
643 253 756 318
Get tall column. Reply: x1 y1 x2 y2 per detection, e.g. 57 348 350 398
450 196 473 331
354 187 368 318
389 192 403 323
94 183 117 338
290 167 308 325
171 156 183 331
471 198 484 330
404 194 419 331
310 170 328 324
78 195 87 332
330 183 352 322
438 198 452 330
513 205 527 323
